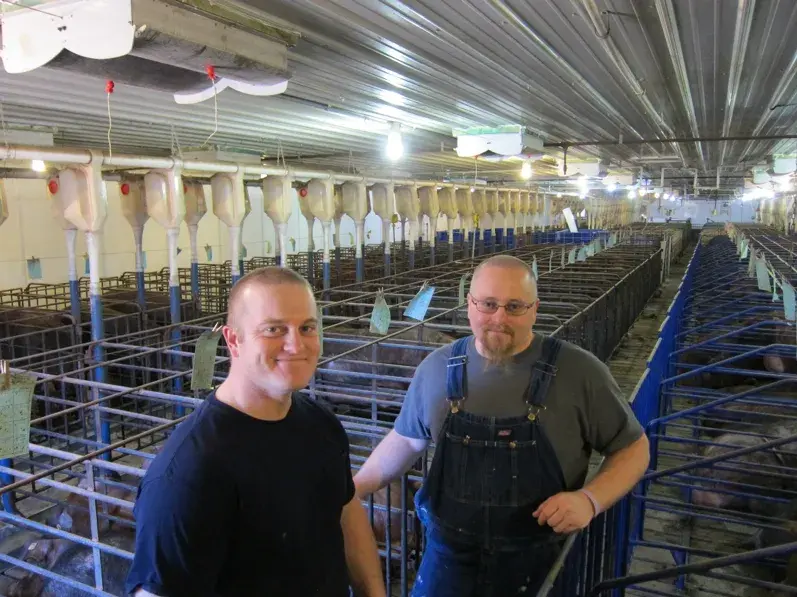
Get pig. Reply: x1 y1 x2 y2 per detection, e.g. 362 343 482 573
8 529 135 597
318 325 457 393
698 384 797 436
102 289 201 329
764 322 797 376
690 420 797 515
6 472 139 597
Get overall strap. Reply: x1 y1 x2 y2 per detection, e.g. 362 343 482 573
525 336 563 420
445 337 470 412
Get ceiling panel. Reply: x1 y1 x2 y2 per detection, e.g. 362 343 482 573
1 0 796 191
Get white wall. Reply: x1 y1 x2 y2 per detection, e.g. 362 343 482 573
646 197 759 226
0 178 494 289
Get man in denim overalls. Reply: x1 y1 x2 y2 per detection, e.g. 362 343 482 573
354 255 650 596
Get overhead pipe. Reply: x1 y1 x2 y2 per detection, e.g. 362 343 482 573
577 0 688 167
485 0 657 149
46 175 82 324
118 176 150 310
720 0 756 165
143 163 186 412
654 0 707 171
738 48 797 161
544 133 797 148
0 144 537 193
183 180 207 298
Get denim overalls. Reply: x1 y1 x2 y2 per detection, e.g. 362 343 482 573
411 335 568 597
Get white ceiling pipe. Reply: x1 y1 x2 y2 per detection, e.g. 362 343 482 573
418 185 440 252
0 144 536 192
297 188 317 255
437 187 459 248
0 180 8 228
46 173 81 316
306 178 336 288
395 184 421 261
183 180 207 280
341 180 369 281
144 164 186 293
332 185 344 250
455 187 474 241
119 176 150 299
261 175 293 267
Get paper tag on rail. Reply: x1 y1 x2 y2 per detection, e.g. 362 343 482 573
404 282 435 321
26 258 42 280
532 257 538 279
0 374 35 459
755 255 771 293
740 240 749 261
577 247 587 262
782 278 796 321
191 329 223 391
560 248 565 267
747 248 756 279
458 274 471 304
568 248 576 264
369 290 391 335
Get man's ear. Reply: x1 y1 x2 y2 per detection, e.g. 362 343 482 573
222 325 241 358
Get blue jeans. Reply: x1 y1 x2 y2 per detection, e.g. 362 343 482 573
410 529 561 597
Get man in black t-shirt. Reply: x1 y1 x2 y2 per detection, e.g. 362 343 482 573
125 267 385 597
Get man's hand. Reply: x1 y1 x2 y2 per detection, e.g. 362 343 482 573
533 491 595 534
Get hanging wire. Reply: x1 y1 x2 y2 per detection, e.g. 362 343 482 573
202 65 219 148
105 80 114 159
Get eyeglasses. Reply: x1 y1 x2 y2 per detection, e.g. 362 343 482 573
468 294 537 316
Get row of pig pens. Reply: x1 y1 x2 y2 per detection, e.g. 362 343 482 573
0 223 690 596
569 224 796 597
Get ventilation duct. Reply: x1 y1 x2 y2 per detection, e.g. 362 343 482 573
453 125 544 159
0 0 297 104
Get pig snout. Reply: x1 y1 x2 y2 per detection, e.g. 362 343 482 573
691 488 731 509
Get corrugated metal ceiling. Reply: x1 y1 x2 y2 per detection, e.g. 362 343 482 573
2 0 797 188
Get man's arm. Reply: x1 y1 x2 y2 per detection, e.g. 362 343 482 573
353 429 428 498
535 351 650 534
582 433 650 511
340 496 387 597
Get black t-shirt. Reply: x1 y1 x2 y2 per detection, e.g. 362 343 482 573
125 392 355 597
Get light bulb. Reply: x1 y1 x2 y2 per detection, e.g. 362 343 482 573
385 123 403 161
31 160 46 172
520 160 532 180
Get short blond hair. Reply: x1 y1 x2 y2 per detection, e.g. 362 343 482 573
227 266 313 327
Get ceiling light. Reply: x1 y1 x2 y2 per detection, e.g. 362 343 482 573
31 159 46 172
385 122 403 162
520 160 532 180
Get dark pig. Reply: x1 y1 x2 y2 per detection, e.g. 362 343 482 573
764 322 797 376
690 420 797 515
319 325 456 391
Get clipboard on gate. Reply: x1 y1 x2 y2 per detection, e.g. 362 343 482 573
0 361 36 459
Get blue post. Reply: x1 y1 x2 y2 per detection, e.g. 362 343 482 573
356 255 364 283
238 259 245 278
409 249 415 269
170 285 184 415
430 244 436 266
0 467 15 513
90 292 110 460
335 247 341 285
69 279 81 324
190 263 199 300
384 252 390 276
448 242 454 262
323 255 332 296
307 251 314 286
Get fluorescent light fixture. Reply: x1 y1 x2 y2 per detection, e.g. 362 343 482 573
385 122 403 161
380 90 406 106
520 160 532 180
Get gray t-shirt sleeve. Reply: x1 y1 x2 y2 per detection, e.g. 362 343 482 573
580 350 645 455
394 353 432 440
